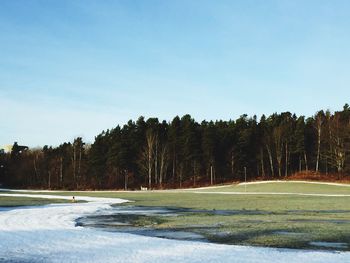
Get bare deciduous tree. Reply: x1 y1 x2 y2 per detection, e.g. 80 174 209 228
314 111 324 172
273 126 283 177
328 113 348 174
139 129 156 189
159 144 168 188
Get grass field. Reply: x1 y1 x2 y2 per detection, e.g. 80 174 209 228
2 181 350 250
0 195 72 207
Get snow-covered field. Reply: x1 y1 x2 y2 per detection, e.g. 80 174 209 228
0 193 350 263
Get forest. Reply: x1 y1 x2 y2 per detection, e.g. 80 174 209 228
1 104 350 190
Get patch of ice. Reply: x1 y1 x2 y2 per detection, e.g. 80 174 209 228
310 242 348 249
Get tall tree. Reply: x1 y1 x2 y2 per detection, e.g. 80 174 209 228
314 111 325 173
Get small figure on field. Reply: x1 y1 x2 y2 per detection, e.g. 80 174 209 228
72 196 76 203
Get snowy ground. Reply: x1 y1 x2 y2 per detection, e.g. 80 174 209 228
238 180 350 187
1 193 350 263
193 191 350 197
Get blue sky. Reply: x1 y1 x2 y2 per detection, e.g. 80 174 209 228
1 0 349 147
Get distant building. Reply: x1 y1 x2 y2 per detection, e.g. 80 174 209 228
0 143 29 154
0 145 13 154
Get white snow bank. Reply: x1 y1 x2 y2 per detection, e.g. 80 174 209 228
193 191 350 197
238 180 350 187
0 193 127 231
1 193 350 263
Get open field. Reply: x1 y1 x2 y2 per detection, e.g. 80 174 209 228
2 181 350 250
1 193 348 263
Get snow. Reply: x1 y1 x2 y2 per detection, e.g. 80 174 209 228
238 180 350 187
193 191 350 197
1 193 350 262
180 180 350 191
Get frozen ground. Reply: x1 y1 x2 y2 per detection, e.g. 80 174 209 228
238 180 350 187
0 193 350 263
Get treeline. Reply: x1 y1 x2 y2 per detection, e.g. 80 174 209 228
1 104 350 190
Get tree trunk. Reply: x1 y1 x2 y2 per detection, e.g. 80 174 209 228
213 165 216 183
60 157 63 186
159 159 163 188
277 160 282 178
276 143 282 178
33 156 39 182
159 144 167 188
72 144 76 187
266 145 274 177
124 169 128 190
148 154 152 189
260 148 265 178
172 152 176 185
316 120 322 172
304 151 309 171
48 171 51 189
78 147 82 179
179 164 183 188
146 130 155 189
285 142 288 177
115 167 119 188
193 161 196 187
155 137 158 185
231 150 234 178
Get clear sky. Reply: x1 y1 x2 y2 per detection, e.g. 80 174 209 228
1 0 349 147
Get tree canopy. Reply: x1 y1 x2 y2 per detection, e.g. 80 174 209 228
1 105 350 189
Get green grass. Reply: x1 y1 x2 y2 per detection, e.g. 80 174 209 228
0 196 72 207
4 181 350 250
